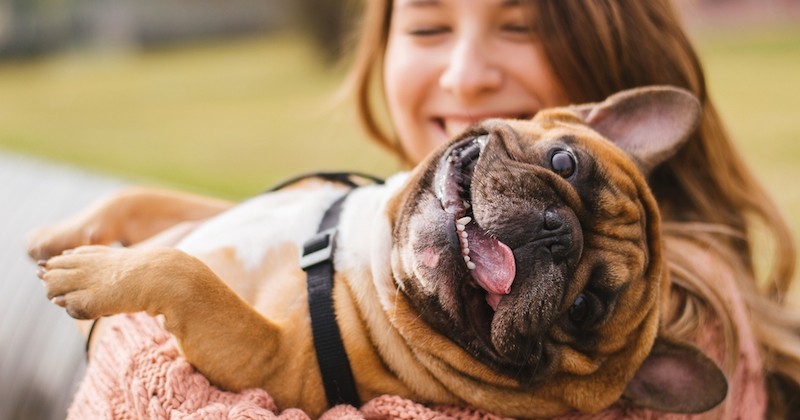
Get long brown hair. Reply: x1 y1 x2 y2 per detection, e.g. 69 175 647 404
344 0 800 415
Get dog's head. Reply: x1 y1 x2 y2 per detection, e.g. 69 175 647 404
387 86 727 415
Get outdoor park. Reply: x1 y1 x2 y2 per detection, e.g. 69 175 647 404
0 2 796 203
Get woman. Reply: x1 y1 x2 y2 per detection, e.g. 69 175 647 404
34 0 799 418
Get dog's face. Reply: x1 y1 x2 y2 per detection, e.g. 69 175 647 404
392 115 658 370
386 87 727 414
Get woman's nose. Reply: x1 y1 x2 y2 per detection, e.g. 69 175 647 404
439 37 502 103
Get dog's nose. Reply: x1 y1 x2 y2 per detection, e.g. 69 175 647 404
543 209 564 230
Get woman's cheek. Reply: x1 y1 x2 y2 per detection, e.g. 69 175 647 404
384 42 441 161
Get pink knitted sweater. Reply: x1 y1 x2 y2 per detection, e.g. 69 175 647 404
68 311 764 420
68 246 767 419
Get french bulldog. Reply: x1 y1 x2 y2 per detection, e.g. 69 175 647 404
30 86 727 418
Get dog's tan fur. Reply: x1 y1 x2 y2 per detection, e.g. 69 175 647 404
29 87 728 418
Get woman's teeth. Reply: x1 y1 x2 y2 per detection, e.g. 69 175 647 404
443 119 477 138
440 114 536 138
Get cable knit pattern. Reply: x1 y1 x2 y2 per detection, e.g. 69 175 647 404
69 250 767 420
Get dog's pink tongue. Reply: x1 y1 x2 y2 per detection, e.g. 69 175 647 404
466 224 516 302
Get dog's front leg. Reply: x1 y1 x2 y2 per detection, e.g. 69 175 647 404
38 245 283 391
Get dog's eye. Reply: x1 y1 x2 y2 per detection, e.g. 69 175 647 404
569 294 591 327
550 150 576 178
568 292 605 329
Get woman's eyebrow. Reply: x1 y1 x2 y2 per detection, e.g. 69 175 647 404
397 0 441 9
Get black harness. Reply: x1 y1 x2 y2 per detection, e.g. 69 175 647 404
289 172 383 408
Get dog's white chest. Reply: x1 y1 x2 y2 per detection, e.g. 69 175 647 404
177 184 347 271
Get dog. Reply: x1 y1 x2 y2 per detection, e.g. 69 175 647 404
29 86 728 418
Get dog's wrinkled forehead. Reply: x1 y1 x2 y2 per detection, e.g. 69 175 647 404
478 110 634 164
468 111 649 215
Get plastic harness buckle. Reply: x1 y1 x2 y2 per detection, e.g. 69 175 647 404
300 228 338 270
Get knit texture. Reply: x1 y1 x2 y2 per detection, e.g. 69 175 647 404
67 307 764 420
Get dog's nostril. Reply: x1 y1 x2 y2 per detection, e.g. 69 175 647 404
543 209 564 230
541 209 574 262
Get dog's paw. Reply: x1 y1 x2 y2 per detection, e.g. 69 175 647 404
37 245 146 319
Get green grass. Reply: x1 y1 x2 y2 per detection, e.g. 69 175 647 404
0 33 397 199
0 27 797 247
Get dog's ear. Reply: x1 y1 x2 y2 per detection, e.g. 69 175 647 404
573 86 702 174
622 335 728 413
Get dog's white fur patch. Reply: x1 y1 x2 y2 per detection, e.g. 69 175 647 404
336 173 408 297
336 175 396 303
178 183 347 271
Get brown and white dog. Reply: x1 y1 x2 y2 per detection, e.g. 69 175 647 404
29 86 728 418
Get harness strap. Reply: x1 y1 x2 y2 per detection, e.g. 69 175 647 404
266 171 384 193
301 193 360 407
297 172 383 407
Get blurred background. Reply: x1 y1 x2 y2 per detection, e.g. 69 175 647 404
0 0 798 419
0 0 798 199
0 0 394 199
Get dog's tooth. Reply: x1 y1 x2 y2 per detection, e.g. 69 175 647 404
463 255 471 262
460 231 468 239
456 224 465 231
463 201 471 209
466 261 476 270
462 246 470 255
457 216 472 225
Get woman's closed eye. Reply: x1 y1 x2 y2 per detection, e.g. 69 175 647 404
499 23 536 41
501 23 531 33
407 26 450 37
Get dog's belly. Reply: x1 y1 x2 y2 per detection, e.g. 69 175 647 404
175 182 349 316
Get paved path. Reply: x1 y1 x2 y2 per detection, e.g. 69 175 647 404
0 152 127 420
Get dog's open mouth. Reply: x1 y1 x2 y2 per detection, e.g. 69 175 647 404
434 136 517 312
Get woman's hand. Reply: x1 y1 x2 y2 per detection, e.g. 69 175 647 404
27 186 233 261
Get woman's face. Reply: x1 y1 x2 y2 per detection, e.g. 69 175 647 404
384 0 570 164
